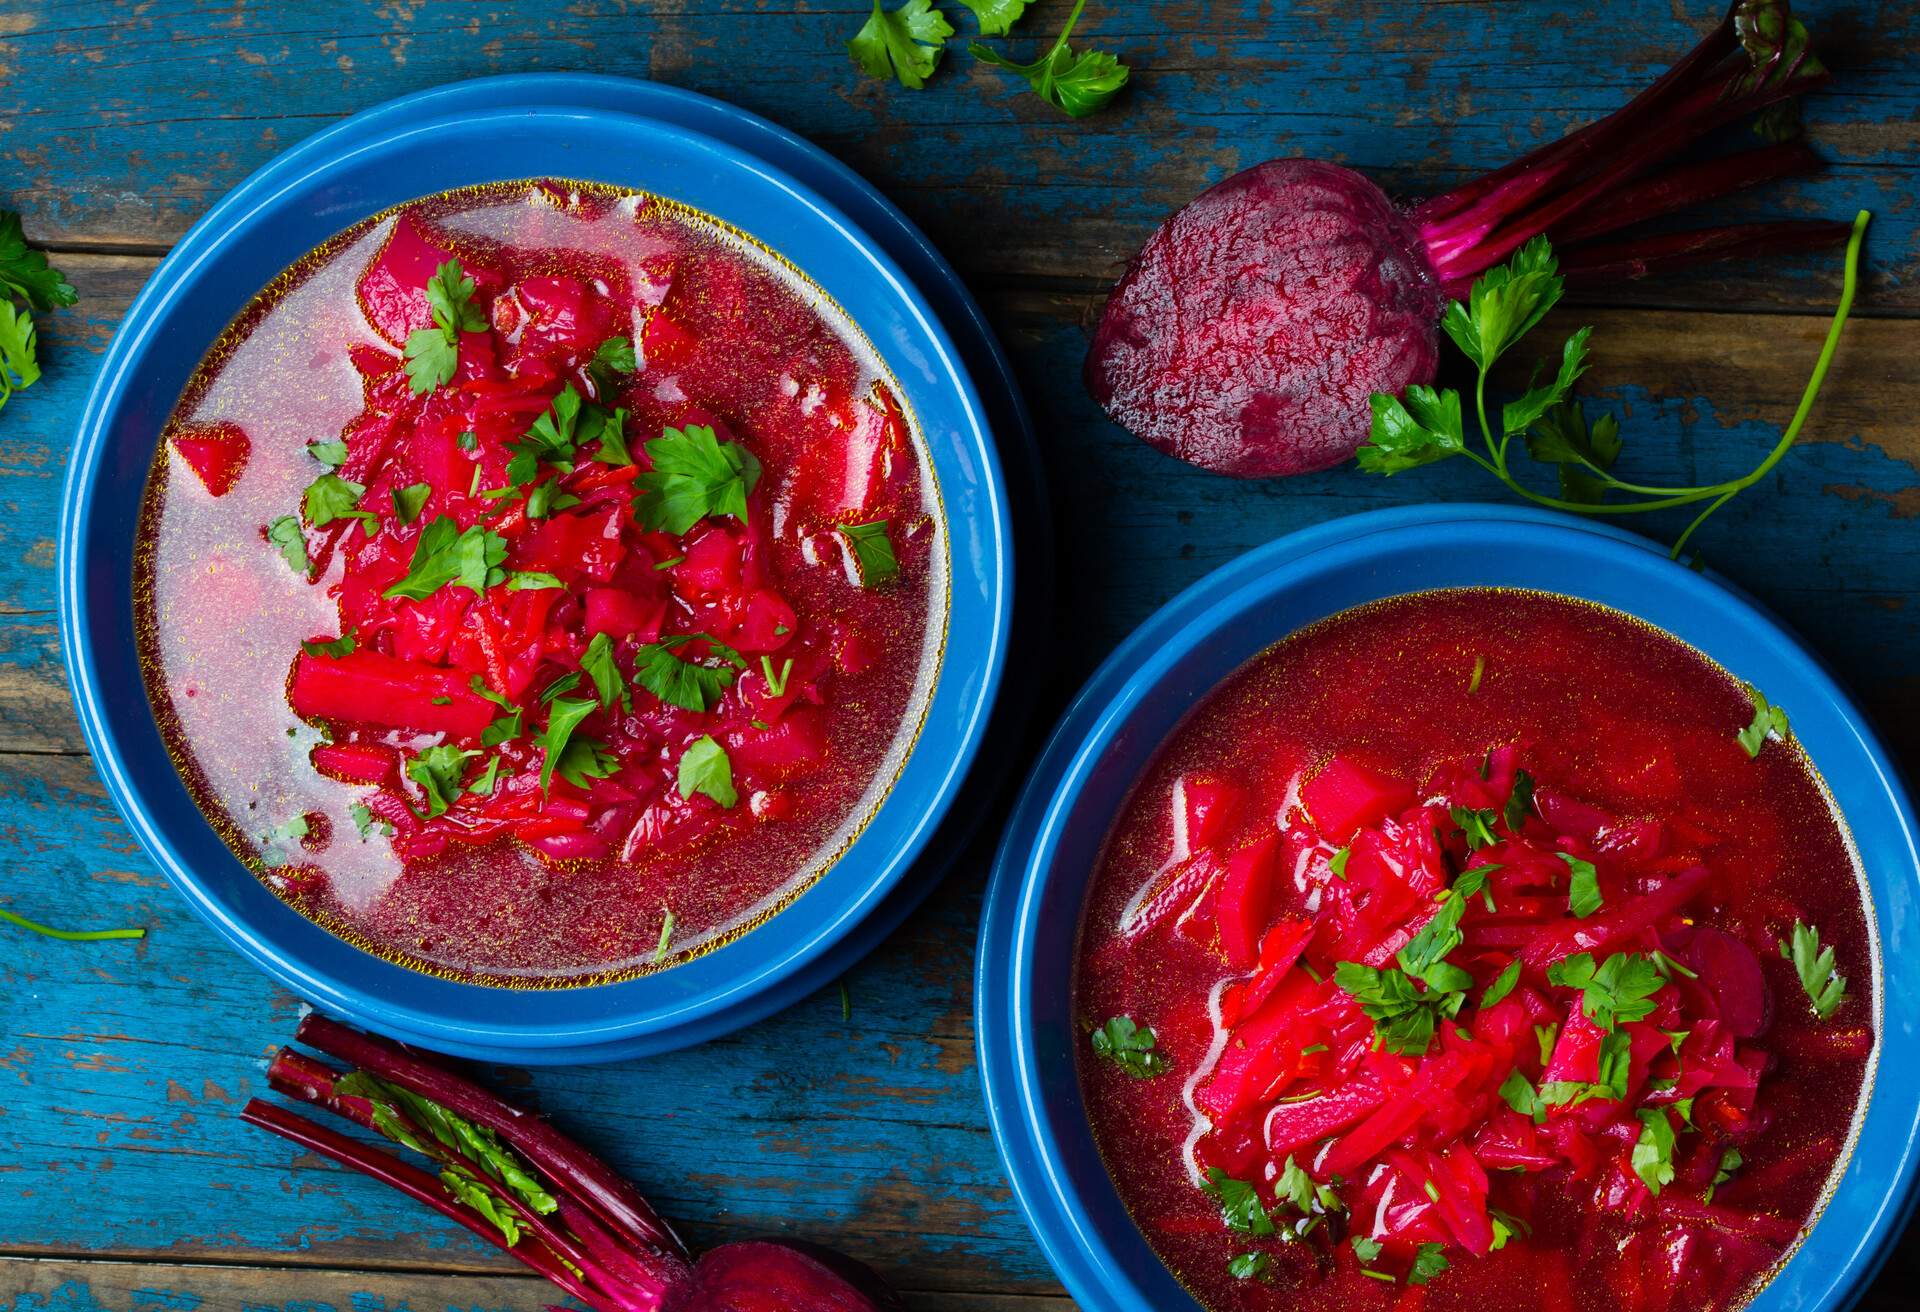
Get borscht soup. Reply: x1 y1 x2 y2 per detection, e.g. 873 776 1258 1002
1075 589 1873 1312
136 180 946 984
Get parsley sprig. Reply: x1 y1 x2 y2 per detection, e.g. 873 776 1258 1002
848 0 1128 116
404 258 486 395
1357 212 1871 563
0 210 77 417
1089 1015 1168 1078
1780 919 1847 1019
1335 866 1490 1054
972 0 1129 117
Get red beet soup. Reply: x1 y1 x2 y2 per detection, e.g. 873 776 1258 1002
1075 589 1873 1312
137 180 946 984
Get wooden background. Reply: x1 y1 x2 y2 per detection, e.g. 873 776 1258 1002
3 1 1917 1308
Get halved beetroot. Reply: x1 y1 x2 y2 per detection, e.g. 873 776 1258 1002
171 422 251 497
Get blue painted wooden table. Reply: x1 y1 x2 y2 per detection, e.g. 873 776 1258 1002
2 2 1916 1308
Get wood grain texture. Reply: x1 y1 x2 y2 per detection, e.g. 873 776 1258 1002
1 0 1918 1307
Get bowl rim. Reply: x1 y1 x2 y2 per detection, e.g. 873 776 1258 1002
976 501 1920 1312
58 76 1014 1058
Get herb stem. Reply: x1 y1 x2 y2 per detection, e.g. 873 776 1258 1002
1 906 146 941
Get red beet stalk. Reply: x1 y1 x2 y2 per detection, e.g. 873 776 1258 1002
246 1016 904 1312
1084 0 1850 480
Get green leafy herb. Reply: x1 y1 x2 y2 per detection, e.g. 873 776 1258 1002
848 0 953 89
1505 769 1534 831
1499 1070 1546 1121
1089 1015 1168 1078
508 384 587 487
1632 1107 1677 1196
971 0 1129 117
1481 958 1523 1009
1562 853 1603 917
838 519 900 586
1334 960 1464 1056
533 697 597 795
1738 682 1791 757
633 635 745 712
1226 1252 1271 1281
1651 949 1699 982
406 745 479 818
1705 1147 1744 1203
1535 1022 1560 1067
1329 845 1351 879
1451 805 1499 851
760 655 794 699
303 472 378 533
1355 214 1873 562
1408 1242 1450 1286
677 734 738 808
0 211 78 312
653 909 675 963
1350 1235 1384 1265
539 672 582 704
580 631 626 710
958 0 1028 34
587 335 637 398
307 439 350 468
634 424 761 533
391 482 432 525
301 629 357 660
403 258 486 394
350 802 394 840
1468 653 1486 694
1547 951 1663 1032
586 404 631 467
267 515 310 576
552 737 620 791
1489 1208 1530 1252
383 516 508 600
0 905 144 942
1780 919 1846 1019
506 571 563 591
1202 1168 1275 1237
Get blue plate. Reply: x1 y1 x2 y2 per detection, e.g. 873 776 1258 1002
977 504 1920 1312
59 76 1034 1063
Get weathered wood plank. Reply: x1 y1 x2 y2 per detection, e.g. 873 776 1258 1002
1 0 1915 307
0 1256 1076 1310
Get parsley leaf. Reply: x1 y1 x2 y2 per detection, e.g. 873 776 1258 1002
391 482 431 525
1202 1169 1274 1237
848 0 953 89
1350 1235 1384 1265
509 384 586 486
1451 805 1499 851
634 424 761 533
0 212 77 312
267 515 311 576
383 516 508 600
1738 682 1791 757
1329 845 1351 879
1561 852 1603 917
633 635 745 712
1088 1015 1168 1078
584 404 632 467
1334 961 1463 1056
970 0 1129 117
1501 326 1592 436
1546 951 1663 1031
307 439 350 468
301 629 357 660
534 697 598 795
1226 1252 1271 1281
1356 384 1466 474
303 472 378 532
1705 1148 1744 1203
677 734 738 808
1499 1069 1546 1121
1443 236 1563 372
1505 769 1535 831
507 571 563 591
350 802 394 840
1781 919 1846 1019
406 745 478 818
838 519 900 586
1632 1107 1677 1196
403 258 484 394
0 300 41 405
1481 958 1522 1008
1524 400 1624 505
587 335 637 398
580 631 626 710
958 0 1028 34
1408 1242 1450 1286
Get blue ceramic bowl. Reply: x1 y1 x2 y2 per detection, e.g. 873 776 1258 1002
59 77 1015 1062
977 504 1920 1312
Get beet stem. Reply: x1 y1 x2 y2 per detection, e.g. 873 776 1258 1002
296 1013 688 1264
240 1098 619 1312
1547 141 1823 246
1552 218 1852 286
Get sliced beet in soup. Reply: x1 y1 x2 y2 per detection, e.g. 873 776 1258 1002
138 180 946 984
1075 589 1873 1312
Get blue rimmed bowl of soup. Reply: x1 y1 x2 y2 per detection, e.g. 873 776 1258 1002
977 505 1920 1312
62 82 1012 1059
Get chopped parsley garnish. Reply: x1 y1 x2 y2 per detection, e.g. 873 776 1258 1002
677 734 737 808
1781 919 1846 1019
838 519 899 586
1738 682 1791 757
1350 1235 1384 1265
506 571 563 591
508 384 587 487
1480 958 1522 1008
1534 1022 1559 1066
300 629 357 660
1408 1242 1449 1286
1450 805 1499 851
1226 1252 1271 1281
847 0 953 89
1561 852 1602 917
633 635 746 713
1632 1107 1677 1195
761 655 794 698
391 482 431 524
540 672 583 704
653 908 675 963
587 335 637 399
1650 949 1698 982
634 424 761 533
1505 768 1534 830
1202 1168 1274 1237
580 631 626 711
1329 845 1351 879
1334 961 1465 1056
1705 1148 1744 1203
405 745 479 818
403 258 485 394
1546 951 1663 1031
532 697 599 795
1088 1015 1168 1078
0 210 78 313
303 472 377 533
307 438 350 467
349 802 393 840
382 515 508 600
267 515 310 576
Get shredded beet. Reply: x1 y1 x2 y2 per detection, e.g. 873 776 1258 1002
1085 0 1846 477
244 1014 902 1312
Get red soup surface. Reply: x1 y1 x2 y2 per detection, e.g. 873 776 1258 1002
137 180 946 984
1075 589 1874 1312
